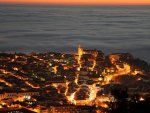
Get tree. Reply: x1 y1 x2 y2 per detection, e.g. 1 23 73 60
110 84 128 113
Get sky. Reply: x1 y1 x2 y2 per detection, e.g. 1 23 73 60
0 0 150 5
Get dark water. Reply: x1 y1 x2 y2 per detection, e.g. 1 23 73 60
0 5 150 62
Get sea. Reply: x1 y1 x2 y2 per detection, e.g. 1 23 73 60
0 4 150 62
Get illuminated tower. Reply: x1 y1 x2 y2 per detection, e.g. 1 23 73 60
78 44 83 56
77 44 83 70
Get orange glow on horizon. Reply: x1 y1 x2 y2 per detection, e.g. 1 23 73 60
0 0 150 5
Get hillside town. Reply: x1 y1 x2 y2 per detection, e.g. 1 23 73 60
0 46 150 113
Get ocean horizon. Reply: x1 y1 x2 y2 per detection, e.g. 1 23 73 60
0 4 150 62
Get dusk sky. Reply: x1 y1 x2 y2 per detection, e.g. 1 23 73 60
0 0 150 5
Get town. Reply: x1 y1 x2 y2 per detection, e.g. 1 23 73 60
0 46 150 113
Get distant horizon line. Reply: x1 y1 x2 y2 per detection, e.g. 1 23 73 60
1 3 150 6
